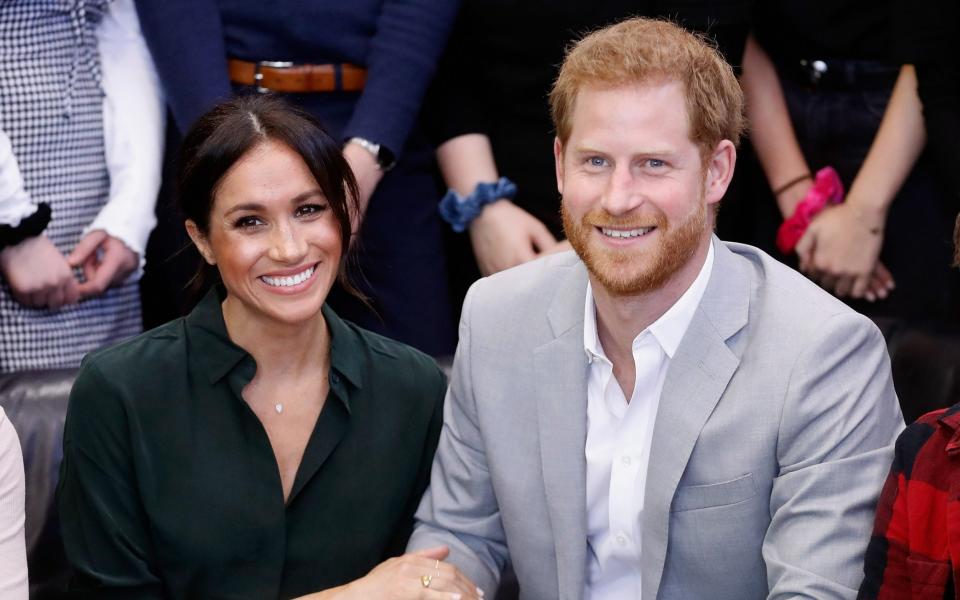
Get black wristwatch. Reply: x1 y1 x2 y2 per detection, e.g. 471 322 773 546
347 137 396 172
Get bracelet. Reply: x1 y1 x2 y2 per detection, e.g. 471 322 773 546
773 173 813 197
0 202 51 250
775 167 844 254
438 177 517 233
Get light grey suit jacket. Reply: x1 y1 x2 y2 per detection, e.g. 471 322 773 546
409 239 904 599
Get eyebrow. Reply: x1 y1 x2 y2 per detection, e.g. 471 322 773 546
222 189 325 217
572 145 677 157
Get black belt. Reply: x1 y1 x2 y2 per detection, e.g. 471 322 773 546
777 58 899 91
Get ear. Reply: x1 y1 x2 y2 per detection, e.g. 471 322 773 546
185 219 216 265
703 140 737 206
553 137 565 195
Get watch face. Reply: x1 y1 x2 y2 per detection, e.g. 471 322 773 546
349 137 394 170
377 146 396 171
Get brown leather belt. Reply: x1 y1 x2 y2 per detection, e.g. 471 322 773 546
228 59 367 93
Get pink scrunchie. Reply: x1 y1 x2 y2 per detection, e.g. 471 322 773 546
775 166 845 254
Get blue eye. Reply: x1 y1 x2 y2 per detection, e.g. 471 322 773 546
587 157 607 167
646 159 666 168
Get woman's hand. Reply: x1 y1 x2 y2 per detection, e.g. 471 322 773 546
343 546 484 600
795 203 893 300
67 230 139 300
0 234 80 309
298 546 484 600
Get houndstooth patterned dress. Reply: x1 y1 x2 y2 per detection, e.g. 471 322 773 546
0 0 141 372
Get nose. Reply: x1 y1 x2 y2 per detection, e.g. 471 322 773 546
267 219 308 263
600 163 643 216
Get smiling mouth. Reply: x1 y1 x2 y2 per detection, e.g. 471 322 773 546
599 226 656 239
259 264 317 288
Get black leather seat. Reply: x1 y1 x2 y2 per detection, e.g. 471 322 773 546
0 368 75 599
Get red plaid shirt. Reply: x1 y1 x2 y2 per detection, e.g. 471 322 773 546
859 404 960 599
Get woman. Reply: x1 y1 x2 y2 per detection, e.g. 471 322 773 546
57 95 480 600
0 406 27 599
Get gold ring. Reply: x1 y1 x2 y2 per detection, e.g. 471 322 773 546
420 574 433 588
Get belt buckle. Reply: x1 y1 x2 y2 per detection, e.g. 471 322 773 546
799 59 828 85
254 61 293 93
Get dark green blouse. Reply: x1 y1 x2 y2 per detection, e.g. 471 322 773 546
57 288 446 599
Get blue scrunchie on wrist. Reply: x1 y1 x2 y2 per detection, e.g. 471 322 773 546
438 177 517 233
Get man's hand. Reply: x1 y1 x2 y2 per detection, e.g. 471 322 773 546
0 234 80 309
469 201 558 276
342 142 385 237
67 230 139 300
795 203 893 300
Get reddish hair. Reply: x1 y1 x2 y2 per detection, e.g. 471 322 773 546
550 17 745 161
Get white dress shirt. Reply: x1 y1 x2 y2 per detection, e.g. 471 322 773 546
583 242 714 599
0 0 164 266
0 408 27 600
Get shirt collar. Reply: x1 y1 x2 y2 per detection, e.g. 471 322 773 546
583 241 715 361
938 404 960 455
322 303 366 392
185 286 365 410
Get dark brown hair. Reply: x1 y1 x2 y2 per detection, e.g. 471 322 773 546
177 94 361 299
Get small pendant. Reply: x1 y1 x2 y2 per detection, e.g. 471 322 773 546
275 403 283 414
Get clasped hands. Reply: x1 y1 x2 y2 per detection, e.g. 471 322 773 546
0 230 138 310
794 202 894 302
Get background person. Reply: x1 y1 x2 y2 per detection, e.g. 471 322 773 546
858 215 960 598
0 0 164 372
57 96 479 600
739 0 959 326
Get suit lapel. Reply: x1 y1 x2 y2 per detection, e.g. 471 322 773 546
641 238 750 598
535 261 590 600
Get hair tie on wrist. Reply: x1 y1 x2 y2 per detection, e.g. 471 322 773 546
438 177 517 233
776 167 844 254
773 173 813 197
0 202 51 250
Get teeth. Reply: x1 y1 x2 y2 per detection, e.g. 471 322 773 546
600 227 654 238
261 265 315 287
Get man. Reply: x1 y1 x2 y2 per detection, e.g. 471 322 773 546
409 17 904 600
